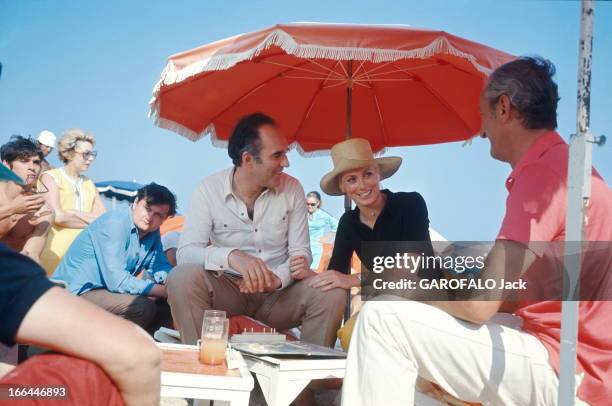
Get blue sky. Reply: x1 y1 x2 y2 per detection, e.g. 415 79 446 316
1 0 610 241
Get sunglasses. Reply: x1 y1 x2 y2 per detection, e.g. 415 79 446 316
75 150 98 160
21 181 49 195
306 203 318 207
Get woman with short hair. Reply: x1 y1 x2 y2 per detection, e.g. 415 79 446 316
306 191 338 271
39 128 106 274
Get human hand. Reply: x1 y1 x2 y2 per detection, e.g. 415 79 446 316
309 270 359 291
12 193 45 215
229 250 278 293
290 255 315 280
238 272 281 293
27 205 53 226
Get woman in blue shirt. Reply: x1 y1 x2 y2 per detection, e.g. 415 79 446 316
306 191 339 270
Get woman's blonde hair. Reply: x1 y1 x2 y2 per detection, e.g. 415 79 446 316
57 128 96 164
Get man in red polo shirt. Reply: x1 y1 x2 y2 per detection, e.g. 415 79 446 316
342 56 611 406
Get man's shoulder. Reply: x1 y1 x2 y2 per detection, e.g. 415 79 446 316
199 168 232 188
90 207 131 232
277 172 304 193
518 141 569 181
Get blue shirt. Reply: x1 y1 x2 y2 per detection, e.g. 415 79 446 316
308 209 339 269
52 207 172 296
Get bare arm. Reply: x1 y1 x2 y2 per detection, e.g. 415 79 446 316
0 191 45 236
68 191 106 224
429 239 537 324
40 173 90 228
20 207 55 262
16 287 161 406
91 191 107 216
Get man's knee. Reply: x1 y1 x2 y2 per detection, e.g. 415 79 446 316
166 264 208 299
124 296 157 327
359 300 427 329
307 285 347 313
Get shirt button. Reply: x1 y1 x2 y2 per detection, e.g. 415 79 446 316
241 213 244 216
258 249 262 253
224 224 227 227
220 265 224 269
255 228 258 232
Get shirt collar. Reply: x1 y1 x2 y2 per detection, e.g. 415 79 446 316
126 205 138 235
223 167 277 201
505 131 565 191
223 168 235 200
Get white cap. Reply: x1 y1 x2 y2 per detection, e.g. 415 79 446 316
161 231 181 252
37 130 56 148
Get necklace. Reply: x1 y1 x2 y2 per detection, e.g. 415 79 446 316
359 193 386 224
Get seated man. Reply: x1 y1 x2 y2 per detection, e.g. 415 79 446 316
0 165 160 406
167 113 346 347
52 183 177 333
342 57 612 405
0 135 54 263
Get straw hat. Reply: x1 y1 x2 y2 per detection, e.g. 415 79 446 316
320 138 402 196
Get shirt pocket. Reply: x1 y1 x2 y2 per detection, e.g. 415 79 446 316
261 212 289 249
212 218 249 248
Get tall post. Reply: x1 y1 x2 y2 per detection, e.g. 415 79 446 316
558 1 594 404
344 60 353 213
344 60 353 322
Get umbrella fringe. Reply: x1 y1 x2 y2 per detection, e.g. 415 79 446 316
154 117 232 149
153 114 392 158
153 29 494 91
154 116 202 142
149 28 498 140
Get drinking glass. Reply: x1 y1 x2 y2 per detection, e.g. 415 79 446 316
204 310 226 319
199 317 229 365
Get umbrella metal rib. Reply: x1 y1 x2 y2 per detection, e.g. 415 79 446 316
293 61 344 138
390 62 475 136
265 59 444 84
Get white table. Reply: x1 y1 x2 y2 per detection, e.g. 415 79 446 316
244 355 345 406
159 343 254 406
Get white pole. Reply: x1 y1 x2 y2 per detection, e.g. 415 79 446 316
558 1 594 404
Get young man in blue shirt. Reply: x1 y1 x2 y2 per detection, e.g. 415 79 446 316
52 183 177 332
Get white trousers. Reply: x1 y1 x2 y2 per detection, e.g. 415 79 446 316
341 300 560 406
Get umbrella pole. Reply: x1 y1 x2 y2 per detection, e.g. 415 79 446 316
558 1 595 404
343 61 355 323
344 60 353 213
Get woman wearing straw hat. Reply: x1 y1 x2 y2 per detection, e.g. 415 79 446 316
308 138 433 349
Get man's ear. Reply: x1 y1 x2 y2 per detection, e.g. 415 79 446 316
497 95 513 122
242 151 253 166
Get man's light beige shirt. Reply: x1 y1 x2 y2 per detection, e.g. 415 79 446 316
177 168 312 288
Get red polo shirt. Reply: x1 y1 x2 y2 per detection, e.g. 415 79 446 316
496 131 612 405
